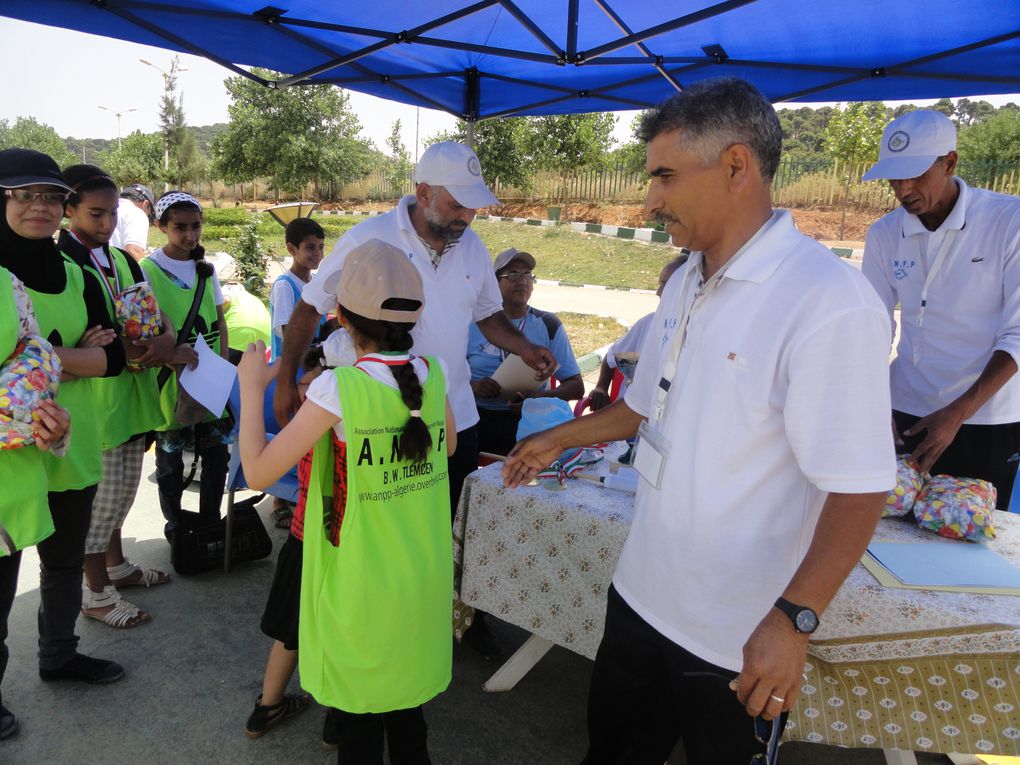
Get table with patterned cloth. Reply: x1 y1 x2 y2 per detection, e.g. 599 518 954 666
453 458 1020 759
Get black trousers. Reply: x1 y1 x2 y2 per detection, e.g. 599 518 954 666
583 586 784 765
447 425 479 521
333 706 430 765
894 410 1020 509
155 442 229 532
38 486 96 670
0 550 21 707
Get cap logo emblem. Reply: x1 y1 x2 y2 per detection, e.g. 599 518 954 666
887 131 910 153
467 156 481 176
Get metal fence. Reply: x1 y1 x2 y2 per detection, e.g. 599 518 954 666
188 158 1020 210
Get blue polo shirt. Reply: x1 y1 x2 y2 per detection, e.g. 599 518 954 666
467 307 581 411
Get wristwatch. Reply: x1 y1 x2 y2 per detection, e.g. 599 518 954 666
774 597 819 634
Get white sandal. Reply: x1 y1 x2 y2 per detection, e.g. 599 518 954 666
81 586 150 629
106 559 171 588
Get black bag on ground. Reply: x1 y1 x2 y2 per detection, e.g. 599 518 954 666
169 497 272 575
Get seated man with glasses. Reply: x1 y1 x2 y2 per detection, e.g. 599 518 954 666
467 248 584 455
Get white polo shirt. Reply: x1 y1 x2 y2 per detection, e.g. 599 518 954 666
617 210 896 672
110 198 150 252
863 179 1020 424
303 195 503 432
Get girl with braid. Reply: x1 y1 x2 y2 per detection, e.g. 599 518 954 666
238 239 455 764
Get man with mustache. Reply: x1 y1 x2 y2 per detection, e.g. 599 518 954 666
503 78 895 763
862 109 1020 508
274 140 555 539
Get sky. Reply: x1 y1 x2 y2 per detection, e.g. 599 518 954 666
2 17 1018 163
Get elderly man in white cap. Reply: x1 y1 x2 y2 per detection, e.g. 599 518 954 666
274 142 555 518
862 109 1020 507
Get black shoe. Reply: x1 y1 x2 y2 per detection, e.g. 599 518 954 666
322 708 340 751
244 692 311 739
39 653 125 684
0 705 18 740
463 618 506 663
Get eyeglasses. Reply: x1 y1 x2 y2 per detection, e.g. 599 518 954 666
5 189 69 205
498 272 536 283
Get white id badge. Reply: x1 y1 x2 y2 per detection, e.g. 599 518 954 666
633 420 671 490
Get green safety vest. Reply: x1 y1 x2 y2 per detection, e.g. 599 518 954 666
26 256 101 491
0 267 53 554
223 285 270 352
140 257 224 431
300 358 452 713
74 246 162 450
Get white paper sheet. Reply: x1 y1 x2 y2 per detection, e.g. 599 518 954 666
178 333 237 417
490 354 558 400
866 540 1020 588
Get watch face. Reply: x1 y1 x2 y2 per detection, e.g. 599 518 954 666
796 609 819 633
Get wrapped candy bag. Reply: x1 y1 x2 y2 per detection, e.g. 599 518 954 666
114 283 163 369
0 335 62 449
882 456 925 517
913 474 997 542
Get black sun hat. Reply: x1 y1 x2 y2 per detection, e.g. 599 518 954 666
0 148 73 192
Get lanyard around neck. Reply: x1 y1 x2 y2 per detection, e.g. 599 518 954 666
73 231 121 304
915 228 958 329
500 314 528 361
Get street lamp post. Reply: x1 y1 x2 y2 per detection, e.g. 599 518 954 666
97 106 136 150
139 58 189 189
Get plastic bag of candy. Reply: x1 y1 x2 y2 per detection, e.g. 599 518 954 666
913 474 997 542
114 283 163 369
0 335 62 449
882 456 925 517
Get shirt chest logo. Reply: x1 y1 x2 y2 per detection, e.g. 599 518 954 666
893 259 916 280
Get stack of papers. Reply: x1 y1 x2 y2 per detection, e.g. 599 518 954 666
863 541 1020 595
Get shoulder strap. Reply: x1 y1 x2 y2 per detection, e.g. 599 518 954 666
531 307 561 343
156 266 210 388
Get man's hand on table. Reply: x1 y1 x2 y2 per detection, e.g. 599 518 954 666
731 607 809 721
903 403 966 473
503 430 564 488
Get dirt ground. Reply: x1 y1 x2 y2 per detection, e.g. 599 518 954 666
298 200 876 247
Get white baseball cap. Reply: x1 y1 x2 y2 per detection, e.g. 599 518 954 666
862 110 957 181
414 142 499 209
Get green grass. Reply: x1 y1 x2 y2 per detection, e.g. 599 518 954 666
558 312 628 357
149 213 677 290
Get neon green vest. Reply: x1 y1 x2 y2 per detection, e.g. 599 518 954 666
300 358 452 713
0 268 53 554
223 286 271 352
140 257 224 430
74 247 162 450
26 257 102 491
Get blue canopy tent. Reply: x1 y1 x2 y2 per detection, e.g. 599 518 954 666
3 1 1019 119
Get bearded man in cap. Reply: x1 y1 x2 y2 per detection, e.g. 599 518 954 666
274 142 555 519
862 109 1020 507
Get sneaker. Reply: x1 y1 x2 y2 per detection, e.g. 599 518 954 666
244 692 311 739
322 708 340 751
39 653 125 684
0 705 18 740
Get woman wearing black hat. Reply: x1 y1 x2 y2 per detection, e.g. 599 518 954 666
0 148 128 715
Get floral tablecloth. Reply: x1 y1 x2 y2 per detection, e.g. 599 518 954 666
454 459 1020 756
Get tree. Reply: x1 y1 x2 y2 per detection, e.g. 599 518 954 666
931 98 956 118
385 119 412 196
212 67 373 196
954 98 996 127
526 113 616 172
158 57 204 188
98 130 165 186
427 117 533 191
823 102 887 238
957 109 1020 164
776 106 834 161
0 117 75 169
